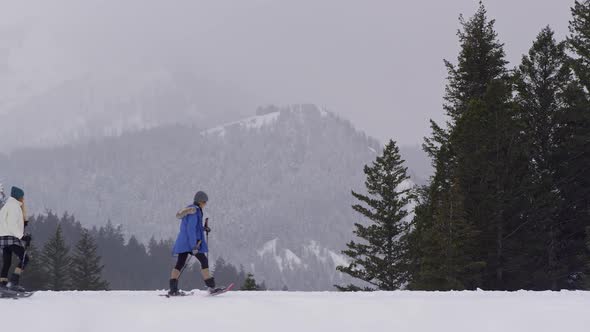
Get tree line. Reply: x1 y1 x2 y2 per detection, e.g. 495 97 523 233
338 1 590 291
0 211 266 291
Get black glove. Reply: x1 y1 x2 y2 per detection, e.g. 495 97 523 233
22 234 32 247
204 218 211 233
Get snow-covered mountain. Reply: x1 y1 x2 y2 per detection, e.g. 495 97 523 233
0 69 254 153
1 105 415 290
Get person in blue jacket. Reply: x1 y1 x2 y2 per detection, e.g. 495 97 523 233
169 191 216 295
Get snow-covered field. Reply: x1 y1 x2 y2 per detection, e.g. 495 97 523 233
1 290 588 332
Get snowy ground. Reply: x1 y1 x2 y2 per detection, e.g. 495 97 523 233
1 290 589 332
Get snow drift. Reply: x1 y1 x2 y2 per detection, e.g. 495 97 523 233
0 291 587 332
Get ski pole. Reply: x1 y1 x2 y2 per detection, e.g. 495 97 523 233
177 255 192 280
206 232 209 259
205 218 210 259
20 235 31 270
20 249 27 270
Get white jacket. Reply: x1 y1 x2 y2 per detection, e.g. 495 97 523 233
0 197 24 239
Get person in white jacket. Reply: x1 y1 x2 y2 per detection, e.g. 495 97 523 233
0 186 31 292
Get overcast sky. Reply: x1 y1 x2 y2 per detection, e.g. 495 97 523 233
0 0 573 145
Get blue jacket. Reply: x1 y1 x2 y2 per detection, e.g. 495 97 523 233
172 205 208 255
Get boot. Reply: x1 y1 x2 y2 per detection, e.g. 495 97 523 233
0 279 7 289
206 277 224 294
168 279 179 296
8 273 26 293
205 277 216 289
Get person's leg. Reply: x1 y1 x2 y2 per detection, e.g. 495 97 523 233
195 253 215 289
13 245 28 272
169 253 189 294
171 253 189 279
1 247 12 287
8 245 28 291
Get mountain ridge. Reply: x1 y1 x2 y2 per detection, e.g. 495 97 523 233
2 104 416 290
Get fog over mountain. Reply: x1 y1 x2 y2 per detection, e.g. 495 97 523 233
2 105 418 290
0 69 254 153
0 0 570 147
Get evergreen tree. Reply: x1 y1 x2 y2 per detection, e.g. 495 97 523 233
25 213 194 291
563 0 590 288
409 2 588 291
71 231 109 290
41 225 72 291
336 140 413 291
446 3 517 290
20 244 46 291
569 1 590 91
123 235 150 290
453 80 526 290
147 237 175 289
408 181 482 290
409 119 484 290
241 273 259 291
410 3 517 290
213 257 242 288
444 1 508 121
586 227 590 288
513 27 575 290
237 265 247 289
94 221 128 289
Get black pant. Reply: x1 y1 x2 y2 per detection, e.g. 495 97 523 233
175 252 208 271
1 245 29 278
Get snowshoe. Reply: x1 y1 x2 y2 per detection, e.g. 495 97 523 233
0 287 15 299
209 283 234 296
8 283 27 293
13 291 35 298
160 289 194 297
0 287 35 299
160 290 194 298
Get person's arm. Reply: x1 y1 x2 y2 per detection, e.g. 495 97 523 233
186 213 200 251
16 203 23 230
21 202 28 226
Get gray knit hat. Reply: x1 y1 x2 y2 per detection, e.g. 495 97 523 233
194 191 209 204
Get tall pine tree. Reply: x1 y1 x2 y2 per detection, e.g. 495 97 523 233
20 244 46 290
71 231 109 290
444 2 507 121
337 140 413 291
560 0 590 288
513 26 575 290
213 257 247 290
569 1 590 91
411 2 512 290
42 225 72 291
453 79 526 290
241 273 262 291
